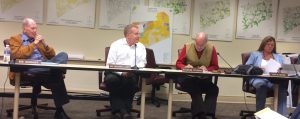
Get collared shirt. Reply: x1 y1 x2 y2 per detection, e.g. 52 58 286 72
21 33 44 60
106 38 147 68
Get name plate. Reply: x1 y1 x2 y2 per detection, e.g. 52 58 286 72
15 59 41 64
109 64 131 69
269 72 288 77
182 68 203 72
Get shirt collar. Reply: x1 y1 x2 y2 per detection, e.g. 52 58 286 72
21 33 31 41
122 38 137 47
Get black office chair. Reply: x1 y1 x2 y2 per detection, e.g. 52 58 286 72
3 39 56 118
136 48 169 107
290 56 300 107
172 49 218 119
239 52 275 119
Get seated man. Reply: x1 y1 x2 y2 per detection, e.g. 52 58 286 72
105 24 146 119
176 32 219 119
8 18 70 119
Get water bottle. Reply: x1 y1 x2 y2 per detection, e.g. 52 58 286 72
3 44 10 62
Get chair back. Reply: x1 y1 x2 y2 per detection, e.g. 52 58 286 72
241 52 251 65
98 47 110 90
241 52 255 93
290 56 299 64
145 48 158 68
3 39 9 47
104 47 110 64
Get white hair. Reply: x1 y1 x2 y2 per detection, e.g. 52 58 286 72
22 18 35 28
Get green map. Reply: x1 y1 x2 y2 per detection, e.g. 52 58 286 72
0 0 23 13
56 0 89 17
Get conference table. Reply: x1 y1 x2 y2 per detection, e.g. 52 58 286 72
0 61 299 119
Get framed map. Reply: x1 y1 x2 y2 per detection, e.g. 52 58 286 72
131 6 173 64
192 0 235 41
149 0 191 35
99 0 144 30
0 0 43 23
236 0 278 40
277 0 300 42
47 0 96 28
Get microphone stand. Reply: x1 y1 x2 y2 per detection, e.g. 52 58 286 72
217 52 233 73
292 64 299 78
132 44 139 69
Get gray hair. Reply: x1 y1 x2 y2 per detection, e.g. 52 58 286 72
123 24 138 36
22 18 35 28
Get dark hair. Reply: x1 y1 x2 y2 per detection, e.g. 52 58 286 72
123 24 138 37
257 36 277 53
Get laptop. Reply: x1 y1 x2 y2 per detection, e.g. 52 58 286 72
281 64 300 77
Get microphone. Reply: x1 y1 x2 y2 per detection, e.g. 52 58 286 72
132 44 139 69
217 52 233 74
292 64 299 77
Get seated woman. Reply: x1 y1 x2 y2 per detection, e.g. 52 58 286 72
246 36 287 116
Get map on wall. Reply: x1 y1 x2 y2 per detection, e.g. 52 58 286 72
131 6 173 64
277 0 300 42
236 0 278 40
192 0 235 41
149 0 191 35
99 0 144 30
47 0 96 28
0 0 43 23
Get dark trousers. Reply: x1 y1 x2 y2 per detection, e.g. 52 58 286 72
26 52 69 107
104 72 138 113
177 75 219 116
291 104 300 119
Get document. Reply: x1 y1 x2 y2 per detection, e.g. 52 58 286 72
254 107 287 119
263 59 281 74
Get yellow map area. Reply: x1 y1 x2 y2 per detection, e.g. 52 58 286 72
139 12 170 46
0 0 23 12
56 0 89 17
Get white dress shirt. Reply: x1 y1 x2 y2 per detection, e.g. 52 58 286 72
106 38 147 70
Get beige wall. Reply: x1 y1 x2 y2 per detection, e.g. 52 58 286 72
1 0 300 97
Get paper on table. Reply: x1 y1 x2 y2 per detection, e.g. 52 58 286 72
254 107 287 119
263 59 281 74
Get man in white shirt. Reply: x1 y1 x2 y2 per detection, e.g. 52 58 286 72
105 24 146 119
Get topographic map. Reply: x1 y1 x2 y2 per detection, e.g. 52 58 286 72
149 0 191 35
236 0 278 40
99 0 143 29
55 0 90 17
0 0 23 13
277 0 300 42
0 0 43 23
131 6 173 64
47 0 95 28
192 0 235 41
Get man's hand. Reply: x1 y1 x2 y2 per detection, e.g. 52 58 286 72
34 34 48 48
121 72 129 78
184 64 193 68
198 65 208 71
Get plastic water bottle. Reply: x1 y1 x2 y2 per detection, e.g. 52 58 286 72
3 44 10 62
